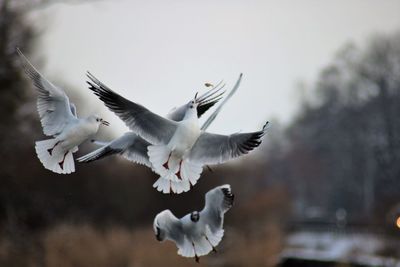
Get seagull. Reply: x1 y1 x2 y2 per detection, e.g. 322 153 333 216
78 81 226 194
17 48 109 174
153 184 234 262
77 75 242 194
86 72 268 193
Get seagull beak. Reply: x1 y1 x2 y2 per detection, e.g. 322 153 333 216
101 119 110 126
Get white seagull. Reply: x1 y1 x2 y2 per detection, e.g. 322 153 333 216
17 49 109 174
78 74 242 194
78 79 226 193
153 184 234 262
87 72 268 193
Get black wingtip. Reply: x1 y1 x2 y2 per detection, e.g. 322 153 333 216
221 187 234 207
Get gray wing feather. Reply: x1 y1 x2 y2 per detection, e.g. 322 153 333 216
17 48 75 136
154 210 185 244
189 121 269 165
166 105 188 121
200 185 234 232
77 132 151 167
86 72 177 145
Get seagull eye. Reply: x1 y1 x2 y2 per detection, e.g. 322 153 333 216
190 105 193 108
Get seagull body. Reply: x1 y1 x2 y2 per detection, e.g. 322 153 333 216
17 49 108 174
153 184 234 262
87 72 268 193
150 105 201 182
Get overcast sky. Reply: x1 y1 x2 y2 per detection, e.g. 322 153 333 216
30 0 400 135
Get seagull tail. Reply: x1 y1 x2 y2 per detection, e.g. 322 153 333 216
35 139 75 174
148 145 180 182
148 145 203 187
153 177 191 194
180 159 203 186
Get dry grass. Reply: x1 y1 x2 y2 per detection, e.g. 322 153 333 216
0 222 283 267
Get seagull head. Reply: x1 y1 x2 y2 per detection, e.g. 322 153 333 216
188 81 226 111
188 93 200 110
190 211 200 222
89 115 110 126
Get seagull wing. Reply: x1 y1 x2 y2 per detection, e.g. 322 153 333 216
200 184 234 231
86 72 177 145
189 122 269 165
167 83 224 121
154 210 187 250
77 132 151 167
17 48 76 136
201 73 242 130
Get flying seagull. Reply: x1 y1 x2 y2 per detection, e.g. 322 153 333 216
86 72 268 193
17 48 109 174
78 75 242 193
78 81 226 194
154 184 234 262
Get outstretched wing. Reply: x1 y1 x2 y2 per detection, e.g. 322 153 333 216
17 48 76 136
200 184 234 233
189 121 269 165
153 210 185 246
201 73 242 130
77 132 151 167
86 72 177 145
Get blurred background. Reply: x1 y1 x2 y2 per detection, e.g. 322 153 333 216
1 0 400 266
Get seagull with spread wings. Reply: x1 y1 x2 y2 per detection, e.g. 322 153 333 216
78 81 226 194
153 184 234 262
17 49 109 174
87 72 268 193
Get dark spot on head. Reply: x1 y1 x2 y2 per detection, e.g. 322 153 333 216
190 211 200 222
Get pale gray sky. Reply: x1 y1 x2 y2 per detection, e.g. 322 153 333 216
30 0 400 135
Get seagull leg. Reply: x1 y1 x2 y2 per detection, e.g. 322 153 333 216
163 152 172 170
204 235 217 253
48 141 60 155
175 160 183 180
192 242 200 263
58 151 68 170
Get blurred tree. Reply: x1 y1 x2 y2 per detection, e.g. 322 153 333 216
271 32 400 225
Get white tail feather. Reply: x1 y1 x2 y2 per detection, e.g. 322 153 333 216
148 145 181 182
181 160 203 185
153 178 191 194
177 237 195 258
35 139 75 174
148 145 204 190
